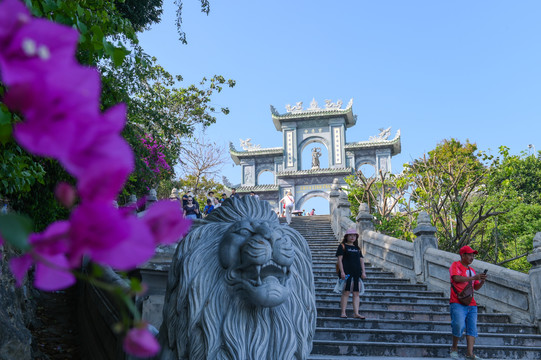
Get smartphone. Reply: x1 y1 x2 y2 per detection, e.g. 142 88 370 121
483 269 488 274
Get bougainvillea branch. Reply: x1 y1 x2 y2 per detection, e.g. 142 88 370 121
0 0 192 356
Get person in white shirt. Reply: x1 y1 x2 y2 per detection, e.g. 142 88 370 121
279 190 295 225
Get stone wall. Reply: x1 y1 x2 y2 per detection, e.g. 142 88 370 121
331 203 541 332
0 246 32 360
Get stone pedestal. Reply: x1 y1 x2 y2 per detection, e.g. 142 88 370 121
356 203 374 234
527 232 541 332
413 211 438 283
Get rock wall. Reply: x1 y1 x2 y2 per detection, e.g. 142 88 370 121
0 246 32 360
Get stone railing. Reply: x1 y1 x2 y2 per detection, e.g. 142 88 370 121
77 264 130 360
329 199 541 332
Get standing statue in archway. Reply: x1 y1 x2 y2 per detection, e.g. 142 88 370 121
311 147 322 169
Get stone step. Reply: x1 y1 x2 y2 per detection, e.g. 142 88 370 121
316 307 511 323
315 277 412 284
316 299 451 313
314 327 541 347
315 288 444 297
316 294 449 304
310 340 541 359
313 270 395 277
316 283 429 291
289 216 541 359
316 317 539 334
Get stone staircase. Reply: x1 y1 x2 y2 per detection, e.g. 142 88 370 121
283 215 541 360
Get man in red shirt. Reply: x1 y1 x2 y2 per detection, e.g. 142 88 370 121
449 245 488 360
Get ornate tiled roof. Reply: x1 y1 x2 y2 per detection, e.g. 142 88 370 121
345 130 401 155
229 142 283 165
276 167 354 178
235 184 280 193
270 99 356 130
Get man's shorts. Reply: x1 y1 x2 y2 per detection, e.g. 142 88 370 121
450 302 478 338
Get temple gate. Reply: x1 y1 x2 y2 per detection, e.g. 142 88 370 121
229 98 401 213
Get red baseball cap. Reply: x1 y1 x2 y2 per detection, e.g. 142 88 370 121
459 245 478 255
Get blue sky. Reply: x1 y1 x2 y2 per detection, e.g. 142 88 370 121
139 1 541 214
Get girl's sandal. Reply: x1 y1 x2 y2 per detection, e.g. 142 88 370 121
353 314 366 319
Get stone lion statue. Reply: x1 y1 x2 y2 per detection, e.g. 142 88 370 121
157 196 316 360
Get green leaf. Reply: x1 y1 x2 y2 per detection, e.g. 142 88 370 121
0 214 33 251
0 123 13 145
129 277 143 293
112 47 128 67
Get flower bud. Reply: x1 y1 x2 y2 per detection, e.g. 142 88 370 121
55 182 76 208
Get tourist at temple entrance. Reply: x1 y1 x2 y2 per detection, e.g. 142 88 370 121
279 190 295 225
449 245 487 360
230 188 240 199
183 196 200 219
336 228 366 319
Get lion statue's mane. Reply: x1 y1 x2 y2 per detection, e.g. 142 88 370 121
157 196 316 360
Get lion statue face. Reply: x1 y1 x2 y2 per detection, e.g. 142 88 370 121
219 219 294 307
158 196 316 360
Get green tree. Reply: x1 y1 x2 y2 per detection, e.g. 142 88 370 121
3 0 234 221
345 170 414 241
487 146 541 205
403 139 504 253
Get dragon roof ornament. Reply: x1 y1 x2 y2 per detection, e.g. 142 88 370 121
282 98 352 114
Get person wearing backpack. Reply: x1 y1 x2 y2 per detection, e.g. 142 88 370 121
449 245 487 360
336 228 367 319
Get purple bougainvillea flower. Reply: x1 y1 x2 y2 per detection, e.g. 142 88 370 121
69 202 155 270
0 0 31 52
143 200 191 245
0 18 79 87
123 325 160 357
72 136 134 202
90 214 155 270
69 201 130 267
29 220 71 255
33 253 75 291
66 104 133 201
9 67 101 160
9 254 32 286
8 220 74 290
55 182 77 209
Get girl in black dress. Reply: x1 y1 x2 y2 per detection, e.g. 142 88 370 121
336 228 367 319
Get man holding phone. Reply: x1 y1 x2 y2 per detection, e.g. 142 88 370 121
449 245 488 360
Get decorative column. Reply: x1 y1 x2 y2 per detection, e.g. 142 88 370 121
337 189 351 228
527 232 541 332
329 179 341 238
355 203 374 255
413 211 438 283
356 203 374 234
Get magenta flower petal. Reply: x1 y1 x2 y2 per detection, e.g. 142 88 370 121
0 18 79 86
0 0 31 51
9 254 32 286
10 67 101 160
143 200 191 245
123 326 160 357
34 254 75 291
90 215 155 270
74 137 134 202
69 202 130 267
29 220 71 256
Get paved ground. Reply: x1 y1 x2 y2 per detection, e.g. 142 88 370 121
310 357 493 360
31 287 80 359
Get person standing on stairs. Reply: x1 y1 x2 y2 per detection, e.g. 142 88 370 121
279 190 295 225
336 228 367 319
449 245 487 360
